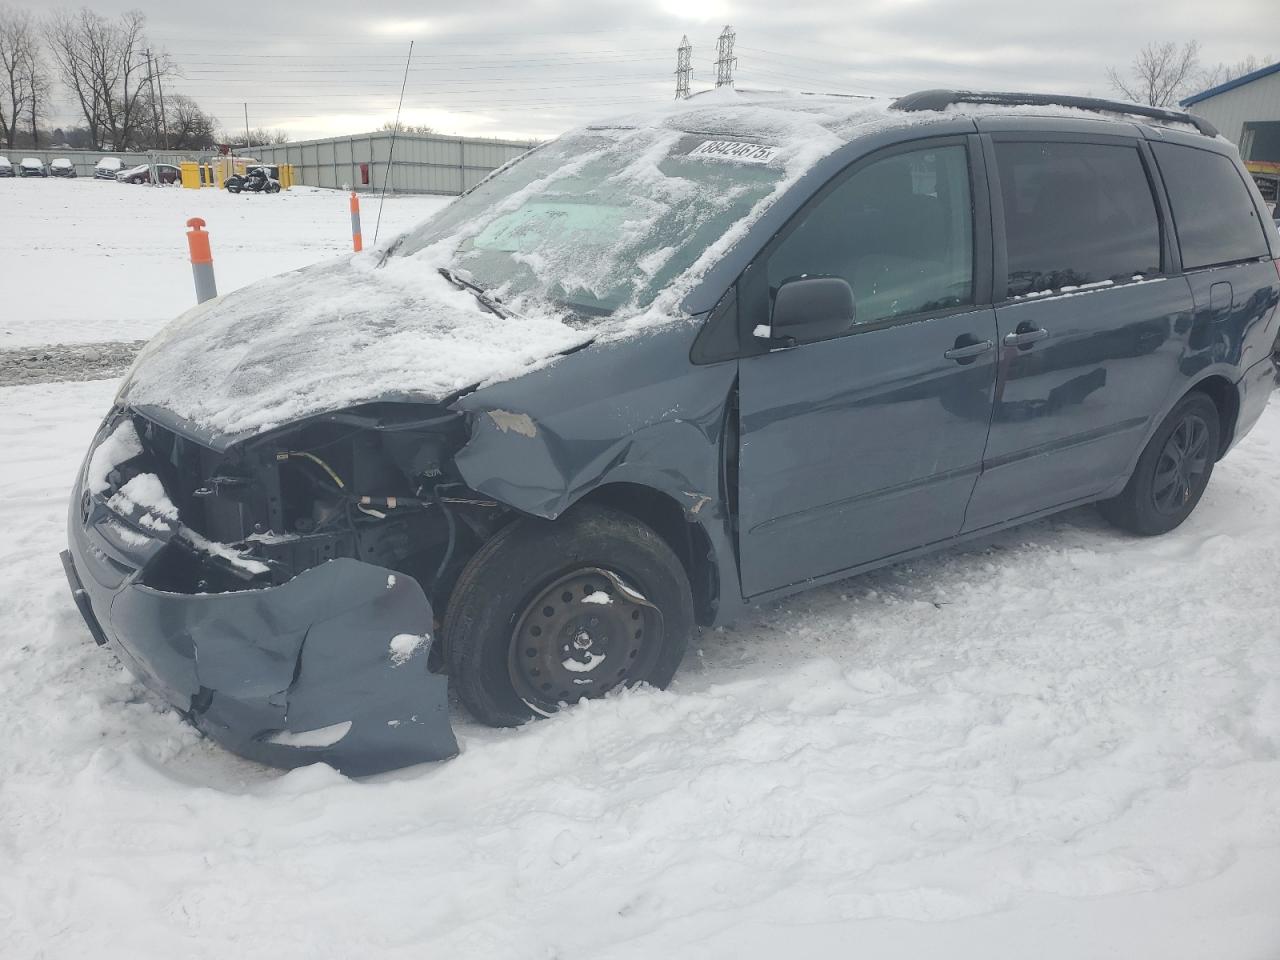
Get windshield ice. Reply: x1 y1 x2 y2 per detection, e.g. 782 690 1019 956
391 100 855 318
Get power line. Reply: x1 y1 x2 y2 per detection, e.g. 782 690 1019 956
168 50 671 61
175 58 669 73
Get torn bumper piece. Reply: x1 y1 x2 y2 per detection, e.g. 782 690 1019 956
63 500 459 776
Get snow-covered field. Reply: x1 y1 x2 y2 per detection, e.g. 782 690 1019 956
0 178 449 347
3 183 1280 959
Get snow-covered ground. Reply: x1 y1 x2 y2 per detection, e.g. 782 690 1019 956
3 182 1280 958
0 178 449 347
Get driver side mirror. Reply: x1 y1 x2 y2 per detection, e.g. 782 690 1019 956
757 276 856 346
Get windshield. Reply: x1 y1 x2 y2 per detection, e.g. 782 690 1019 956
392 126 788 317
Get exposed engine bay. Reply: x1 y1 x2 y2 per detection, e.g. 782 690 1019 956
111 402 509 613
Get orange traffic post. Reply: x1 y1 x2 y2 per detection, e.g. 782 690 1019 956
186 217 218 303
350 191 363 252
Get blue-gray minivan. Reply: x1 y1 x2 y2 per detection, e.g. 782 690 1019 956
62 90 1280 774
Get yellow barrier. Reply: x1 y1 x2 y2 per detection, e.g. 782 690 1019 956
181 159 297 189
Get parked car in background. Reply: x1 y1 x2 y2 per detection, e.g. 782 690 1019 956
18 157 47 177
61 90 1280 775
49 158 76 178
94 157 123 180
117 162 180 185
0 155 12 177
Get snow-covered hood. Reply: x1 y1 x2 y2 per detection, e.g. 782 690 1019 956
118 252 592 438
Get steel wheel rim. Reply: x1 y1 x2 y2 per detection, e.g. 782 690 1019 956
1152 413 1210 515
508 566 663 714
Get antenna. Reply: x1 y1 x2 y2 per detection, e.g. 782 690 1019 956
714 25 736 89
675 35 692 100
373 40 414 246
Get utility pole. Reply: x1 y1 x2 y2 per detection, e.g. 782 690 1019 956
675 35 692 100
155 54 170 149
714 25 737 89
144 49 162 148
244 103 251 156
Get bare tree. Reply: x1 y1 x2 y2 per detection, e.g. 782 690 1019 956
0 5 40 148
222 127 290 149
380 120 435 136
44 8 171 150
22 36 50 145
1199 54 1274 90
1106 41 1202 107
157 93 215 150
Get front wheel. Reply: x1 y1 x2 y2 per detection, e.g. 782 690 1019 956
225 178 243 194
1099 391 1220 536
444 504 694 727
265 181 281 194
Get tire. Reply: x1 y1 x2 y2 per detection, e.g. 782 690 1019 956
265 181 281 194
225 179 242 194
1099 391 1221 536
444 504 694 727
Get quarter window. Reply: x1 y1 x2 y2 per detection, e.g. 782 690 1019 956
995 141 1161 298
1151 142 1270 270
764 144 974 327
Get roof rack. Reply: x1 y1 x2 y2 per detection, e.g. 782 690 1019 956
890 90 1219 137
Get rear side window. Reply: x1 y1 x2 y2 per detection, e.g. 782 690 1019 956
1152 143 1269 270
995 141 1161 298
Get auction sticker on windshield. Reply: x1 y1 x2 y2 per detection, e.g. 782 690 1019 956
688 140 777 164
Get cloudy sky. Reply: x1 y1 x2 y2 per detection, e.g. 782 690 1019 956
33 0 1276 142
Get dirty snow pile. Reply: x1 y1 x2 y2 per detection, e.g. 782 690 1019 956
2 377 1280 959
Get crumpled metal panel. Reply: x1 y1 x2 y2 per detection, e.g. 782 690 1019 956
68 512 458 773
451 321 746 625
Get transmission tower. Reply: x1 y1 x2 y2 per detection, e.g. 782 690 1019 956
714 25 736 88
675 35 692 100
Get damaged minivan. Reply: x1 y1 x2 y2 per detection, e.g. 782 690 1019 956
63 89 1280 774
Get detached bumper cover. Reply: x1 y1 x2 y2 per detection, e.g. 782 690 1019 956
62 439 458 776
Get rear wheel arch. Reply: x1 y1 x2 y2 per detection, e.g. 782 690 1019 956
577 482 720 626
1187 374 1240 459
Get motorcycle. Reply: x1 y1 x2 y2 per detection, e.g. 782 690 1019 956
225 165 281 194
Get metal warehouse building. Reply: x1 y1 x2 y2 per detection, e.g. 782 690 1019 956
251 130 536 195
9 132 536 194
1181 61 1280 163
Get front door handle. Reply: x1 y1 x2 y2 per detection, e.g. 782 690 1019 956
944 337 994 363
1003 326 1050 348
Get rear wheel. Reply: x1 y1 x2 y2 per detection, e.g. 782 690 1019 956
1099 391 1220 536
444 504 693 727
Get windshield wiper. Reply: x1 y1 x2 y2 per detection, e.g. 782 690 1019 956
437 267 512 318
